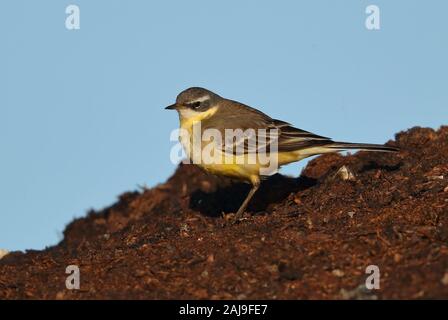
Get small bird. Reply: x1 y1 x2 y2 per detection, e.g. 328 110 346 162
166 87 398 220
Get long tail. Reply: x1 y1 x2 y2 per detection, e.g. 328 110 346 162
326 141 399 153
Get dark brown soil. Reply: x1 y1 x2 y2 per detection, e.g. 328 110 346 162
1 126 447 299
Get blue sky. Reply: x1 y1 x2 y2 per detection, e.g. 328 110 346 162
1 0 447 251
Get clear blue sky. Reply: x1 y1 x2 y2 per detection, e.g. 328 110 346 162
1 1 447 251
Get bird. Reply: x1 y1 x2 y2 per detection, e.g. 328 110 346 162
166 87 398 221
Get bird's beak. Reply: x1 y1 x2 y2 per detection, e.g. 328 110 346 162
165 103 178 110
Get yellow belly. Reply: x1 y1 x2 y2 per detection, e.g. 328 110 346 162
201 161 261 183
198 151 303 183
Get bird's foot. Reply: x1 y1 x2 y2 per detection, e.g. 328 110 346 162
222 212 250 225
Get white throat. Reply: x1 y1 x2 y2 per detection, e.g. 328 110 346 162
178 108 203 120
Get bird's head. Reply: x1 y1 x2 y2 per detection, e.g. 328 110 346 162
165 87 221 120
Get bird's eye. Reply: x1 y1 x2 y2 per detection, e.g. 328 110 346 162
189 102 201 109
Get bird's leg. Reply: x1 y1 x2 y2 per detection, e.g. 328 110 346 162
234 182 260 221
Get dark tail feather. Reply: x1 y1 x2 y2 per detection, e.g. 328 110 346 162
327 141 399 153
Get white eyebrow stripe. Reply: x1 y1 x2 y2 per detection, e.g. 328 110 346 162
192 95 210 103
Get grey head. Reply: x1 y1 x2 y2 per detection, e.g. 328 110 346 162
165 87 222 113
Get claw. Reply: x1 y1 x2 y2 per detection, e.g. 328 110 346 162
222 212 249 225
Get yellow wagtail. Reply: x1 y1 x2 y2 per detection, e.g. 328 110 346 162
166 87 398 220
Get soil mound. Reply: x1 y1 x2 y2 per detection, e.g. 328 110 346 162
1 126 447 299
